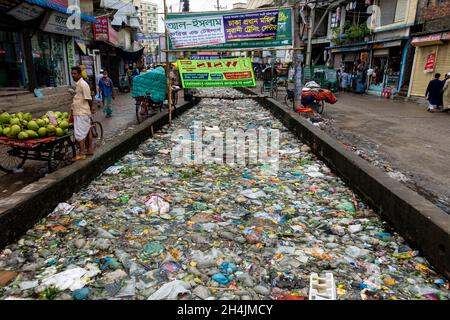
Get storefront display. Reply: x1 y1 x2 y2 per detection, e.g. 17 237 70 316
410 32 450 97
31 32 68 87
0 31 26 88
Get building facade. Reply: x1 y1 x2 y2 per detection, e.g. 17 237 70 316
408 0 450 99
136 0 159 63
322 0 418 96
0 0 97 91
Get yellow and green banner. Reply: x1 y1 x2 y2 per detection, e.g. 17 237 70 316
177 58 256 88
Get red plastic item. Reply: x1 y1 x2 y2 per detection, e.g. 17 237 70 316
295 107 313 113
0 136 60 149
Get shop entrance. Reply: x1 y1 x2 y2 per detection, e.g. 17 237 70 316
0 31 25 88
31 32 68 88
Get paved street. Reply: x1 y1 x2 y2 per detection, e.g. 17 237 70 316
0 92 182 200
261 85 450 214
1 89 448 300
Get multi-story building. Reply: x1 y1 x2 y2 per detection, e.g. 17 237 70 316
232 2 248 9
136 0 159 63
321 0 419 96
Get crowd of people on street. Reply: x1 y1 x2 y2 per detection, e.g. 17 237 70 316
425 72 450 112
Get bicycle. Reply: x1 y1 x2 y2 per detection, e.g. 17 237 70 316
89 116 104 149
288 91 326 115
285 88 295 108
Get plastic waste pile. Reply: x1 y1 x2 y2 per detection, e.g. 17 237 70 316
0 88 449 300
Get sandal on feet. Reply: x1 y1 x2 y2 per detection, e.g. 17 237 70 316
86 152 94 156
72 155 86 161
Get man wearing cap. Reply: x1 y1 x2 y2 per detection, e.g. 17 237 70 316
442 72 450 112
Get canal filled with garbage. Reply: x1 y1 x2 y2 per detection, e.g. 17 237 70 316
0 89 448 300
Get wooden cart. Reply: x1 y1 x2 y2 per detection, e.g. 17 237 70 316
0 134 76 173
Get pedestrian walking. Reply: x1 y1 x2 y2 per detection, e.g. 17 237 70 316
340 70 350 92
425 73 444 112
98 70 115 118
442 72 450 112
70 66 94 160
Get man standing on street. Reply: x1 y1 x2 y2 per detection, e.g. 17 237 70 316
442 72 450 113
425 73 444 112
98 70 115 118
70 66 94 161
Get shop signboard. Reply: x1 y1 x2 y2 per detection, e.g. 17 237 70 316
94 17 118 46
424 52 436 73
81 21 93 41
412 33 442 46
7 2 45 21
372 40 402 49
41 11 81 37
166 8 292 50
223 10 279 41
81 56 94 77
66 38 76 68
441 32 450 40
94 17 109 41
177 58 255 88
48 0 68 5
189 55 220 60
0 0 21 11
136 33 161 41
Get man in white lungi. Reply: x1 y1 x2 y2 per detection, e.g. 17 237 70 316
70 66 94 161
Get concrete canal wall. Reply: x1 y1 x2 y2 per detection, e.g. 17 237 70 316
0 99 200 250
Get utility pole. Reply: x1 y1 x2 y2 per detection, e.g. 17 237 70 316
215 0 226 11
306 4 315 66
292 0 303 110
163 0 173 125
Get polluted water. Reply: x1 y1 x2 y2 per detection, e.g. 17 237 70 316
0 88 449 300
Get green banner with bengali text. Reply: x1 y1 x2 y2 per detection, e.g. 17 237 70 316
177 58 256 88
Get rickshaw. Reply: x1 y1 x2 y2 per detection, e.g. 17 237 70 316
303 66 338 93
132 67 167 124
260 66 278 98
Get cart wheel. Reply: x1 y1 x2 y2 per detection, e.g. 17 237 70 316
136 102 148 124
90 121 104 149
0 145 27 173
48 139 75 173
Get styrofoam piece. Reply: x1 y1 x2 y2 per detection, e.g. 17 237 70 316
309 272 336 300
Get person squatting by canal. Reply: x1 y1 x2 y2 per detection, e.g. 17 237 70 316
70 66 94 161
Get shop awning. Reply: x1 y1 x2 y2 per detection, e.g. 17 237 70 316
117 47 145 62
25 0 97 22
411 33 447 47
325 37 408 50
331 45 369 53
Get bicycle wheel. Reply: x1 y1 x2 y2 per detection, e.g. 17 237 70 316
317 100 325 114
136 101 148 124
91 121 104 149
